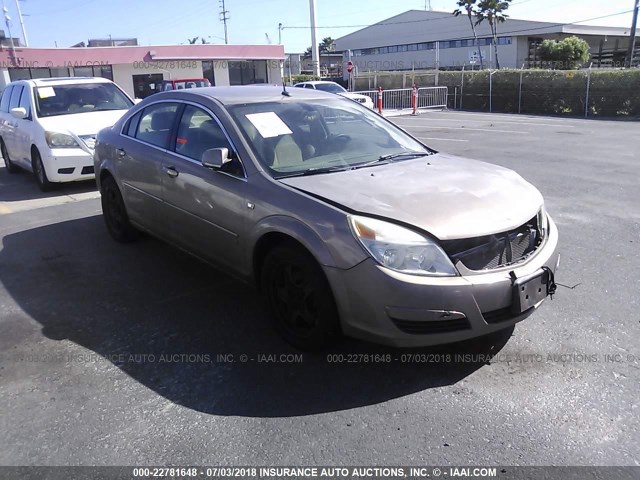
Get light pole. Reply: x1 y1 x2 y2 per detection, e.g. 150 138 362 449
14 0 26 46
309 0 320 78
626 0 639 67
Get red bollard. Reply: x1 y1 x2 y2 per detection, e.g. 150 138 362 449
411 83 418 115
377 86 383 114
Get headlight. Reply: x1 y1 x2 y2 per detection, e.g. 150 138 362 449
45 131 80 148
349 215 458 276
537 206 548 240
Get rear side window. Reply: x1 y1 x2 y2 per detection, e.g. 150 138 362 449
134 102 180 148
9 86 23 110
0 86 13 112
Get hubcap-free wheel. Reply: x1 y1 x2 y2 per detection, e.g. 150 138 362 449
1 140 19 173
101 176 138 243
262 245 339 350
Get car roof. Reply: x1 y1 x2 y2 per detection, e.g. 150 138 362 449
158 85 339 105
12 77 113 87
295 81 339 86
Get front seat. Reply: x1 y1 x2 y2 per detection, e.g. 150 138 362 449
272 135 304 170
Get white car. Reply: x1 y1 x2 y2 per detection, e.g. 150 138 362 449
294 81 374 109
0 77 134 191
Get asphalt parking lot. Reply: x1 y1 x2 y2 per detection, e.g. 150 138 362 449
0 111 638 467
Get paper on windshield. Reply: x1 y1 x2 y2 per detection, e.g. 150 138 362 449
245 112 292 138
37 87 56 99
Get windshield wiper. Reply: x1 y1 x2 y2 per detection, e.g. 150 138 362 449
353 151 432 170
277 165 352 178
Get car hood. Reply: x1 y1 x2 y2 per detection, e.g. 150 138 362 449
279 153 544 240
38 110 129 137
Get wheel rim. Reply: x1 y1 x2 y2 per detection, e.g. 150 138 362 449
270 260 320 338
104 184 126 235
34 157 44 183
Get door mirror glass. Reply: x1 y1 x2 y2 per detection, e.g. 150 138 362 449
202 147 231 169
10 107 27 119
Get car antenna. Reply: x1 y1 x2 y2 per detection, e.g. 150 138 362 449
281 80 290 97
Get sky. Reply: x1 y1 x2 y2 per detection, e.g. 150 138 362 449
2 0 637 52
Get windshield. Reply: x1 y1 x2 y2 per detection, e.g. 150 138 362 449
173 80 210 89
34 83 133 118
314 83 347 94
228 98 430 178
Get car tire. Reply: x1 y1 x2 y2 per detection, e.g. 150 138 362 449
32 149 53 191
100 175 139 243
1 139 20 173
261 244 340 351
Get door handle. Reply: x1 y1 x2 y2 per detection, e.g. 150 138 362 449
164 166 179 178
116 148 126 157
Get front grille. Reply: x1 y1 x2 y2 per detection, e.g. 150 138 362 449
391 317 471 334
81 166 95 175
442 216 541 271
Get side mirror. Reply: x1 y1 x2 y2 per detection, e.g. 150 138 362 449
10 107 27 119
202 147 231 169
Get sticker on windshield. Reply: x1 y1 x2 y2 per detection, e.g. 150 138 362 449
245 112 292 138
37 87 56 99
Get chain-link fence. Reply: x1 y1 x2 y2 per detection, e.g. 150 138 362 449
439 69 640 117
352 69 640 117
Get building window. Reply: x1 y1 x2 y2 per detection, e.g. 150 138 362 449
202 61 216 86
388 46 397 53
379 47 388 54
229 60 268 85
398 45 407 52
408 44 417 51
72 65 113 80
498 37 512 45
8 68 30 81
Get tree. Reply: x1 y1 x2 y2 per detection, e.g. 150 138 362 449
304 36 335 56
453 0 484 69
475 0 512 69
538 36 590 69
187 36 210 44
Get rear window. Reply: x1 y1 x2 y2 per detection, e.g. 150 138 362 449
34 82 133 118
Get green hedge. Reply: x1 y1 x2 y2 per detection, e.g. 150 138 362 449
436 69 640 117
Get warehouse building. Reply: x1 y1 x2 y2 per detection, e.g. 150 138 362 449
335 10 637 73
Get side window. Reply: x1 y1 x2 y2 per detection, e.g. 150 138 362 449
174 105 234 163
9 86 23 110
18 86 32 118
0 86 13 113
134 103 179 148
123 111 142 137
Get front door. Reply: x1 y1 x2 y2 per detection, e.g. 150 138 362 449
161 103 248 271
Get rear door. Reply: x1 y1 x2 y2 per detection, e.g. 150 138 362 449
161 102 248 271
3 85 24 165
116 101 181 233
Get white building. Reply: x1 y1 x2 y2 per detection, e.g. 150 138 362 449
0 44 285 98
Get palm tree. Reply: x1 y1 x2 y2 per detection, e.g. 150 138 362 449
475 0 512 69
453 0 484 69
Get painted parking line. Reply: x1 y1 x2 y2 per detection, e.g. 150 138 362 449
395 116 576 128
416 137 469 142
400 124 529 134
418 111 576 123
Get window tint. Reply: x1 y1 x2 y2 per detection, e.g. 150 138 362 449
18 86 31 118
0 86 13 113
9 86 23 110
174 105 233 162
124 111 142 137
134 103 180 148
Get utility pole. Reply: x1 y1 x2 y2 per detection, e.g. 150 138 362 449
424 0 432 10
309 0 320 78
278 23 283 44
627 0 639 67
219 0 229 44
2 0 16 64
14 0 26 46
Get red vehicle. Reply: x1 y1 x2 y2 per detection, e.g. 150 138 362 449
155 78 211 93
